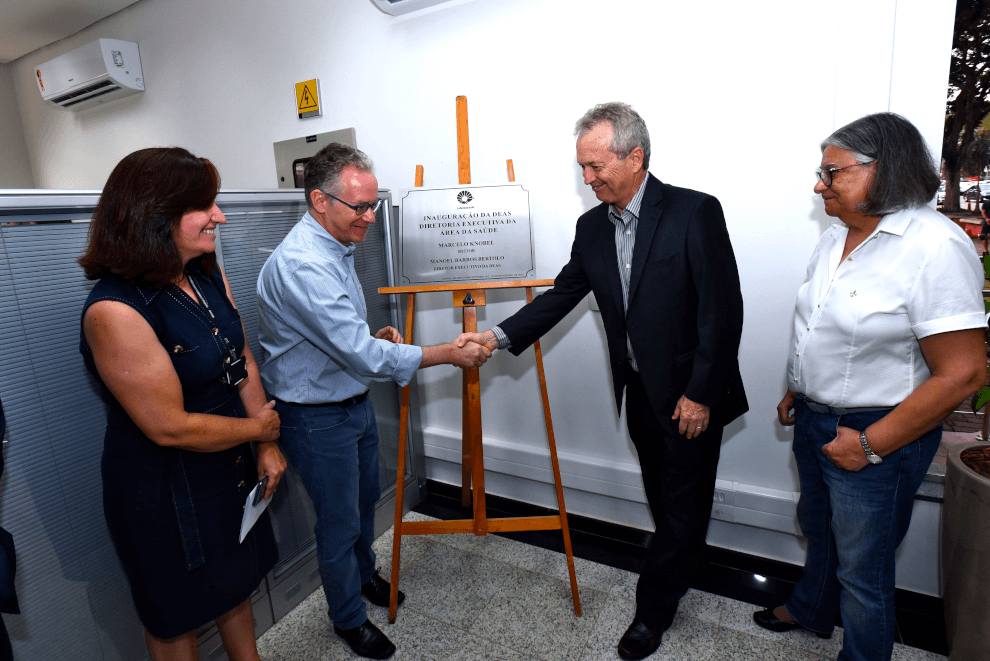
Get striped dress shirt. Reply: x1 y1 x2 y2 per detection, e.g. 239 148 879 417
608 174 648 371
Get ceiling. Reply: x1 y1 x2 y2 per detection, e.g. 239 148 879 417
0 0 141 64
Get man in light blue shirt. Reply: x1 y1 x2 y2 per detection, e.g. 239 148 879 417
257 143 490 660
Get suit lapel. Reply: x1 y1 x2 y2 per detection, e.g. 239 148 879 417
628 174 663 307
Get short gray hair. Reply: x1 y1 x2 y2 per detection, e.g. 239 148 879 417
821 113 940 216
303 142 374 209
574 102 651 170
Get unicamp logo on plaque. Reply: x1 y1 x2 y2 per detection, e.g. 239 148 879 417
398 183 535 285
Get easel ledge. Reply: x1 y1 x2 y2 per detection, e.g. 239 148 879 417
379 279 553 294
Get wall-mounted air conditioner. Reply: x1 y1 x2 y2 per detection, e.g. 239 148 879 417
369 0 464 16
35 39 144 111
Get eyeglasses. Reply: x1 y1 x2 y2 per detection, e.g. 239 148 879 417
321 190 383 216
815 162 873 187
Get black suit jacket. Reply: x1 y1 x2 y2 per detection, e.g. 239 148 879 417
499 174 748 433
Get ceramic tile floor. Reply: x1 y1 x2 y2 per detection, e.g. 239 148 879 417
257 512 946 661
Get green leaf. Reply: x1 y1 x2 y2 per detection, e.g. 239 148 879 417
975 386 990 412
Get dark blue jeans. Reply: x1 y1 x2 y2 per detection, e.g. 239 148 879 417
276 397 381 630
785 399 940 661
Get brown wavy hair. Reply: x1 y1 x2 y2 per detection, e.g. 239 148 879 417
79 147 220 286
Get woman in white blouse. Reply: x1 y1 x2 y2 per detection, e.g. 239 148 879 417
752 113 986 661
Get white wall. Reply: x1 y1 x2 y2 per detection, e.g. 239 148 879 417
0 63 34 188
7 0 957 567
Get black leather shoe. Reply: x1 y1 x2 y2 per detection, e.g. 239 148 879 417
361 570 405 608
333 619 396 659
753 608 831 639
617 618 663 660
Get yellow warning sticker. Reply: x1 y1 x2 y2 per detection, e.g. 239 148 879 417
295 79 321 119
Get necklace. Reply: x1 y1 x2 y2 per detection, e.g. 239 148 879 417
185 273 239 363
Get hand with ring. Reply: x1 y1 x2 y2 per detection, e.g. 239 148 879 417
672 395 711 439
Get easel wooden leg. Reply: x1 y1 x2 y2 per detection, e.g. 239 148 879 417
461 376 472 507
461 304 488 533
528 288 581 616
389 294 416 623
467 365 487 534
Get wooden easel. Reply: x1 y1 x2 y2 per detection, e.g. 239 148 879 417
377 96 581 623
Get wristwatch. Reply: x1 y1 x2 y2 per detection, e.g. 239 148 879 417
859 431 882 465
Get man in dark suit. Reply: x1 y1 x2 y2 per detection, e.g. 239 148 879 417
459 102 747 660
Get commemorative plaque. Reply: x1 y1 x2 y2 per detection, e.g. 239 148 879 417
398 183 534 285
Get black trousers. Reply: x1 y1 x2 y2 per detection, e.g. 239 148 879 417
625 366 723 631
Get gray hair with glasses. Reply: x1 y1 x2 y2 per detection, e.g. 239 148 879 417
575 102 652 170
821 112 940 216
303 142 375 210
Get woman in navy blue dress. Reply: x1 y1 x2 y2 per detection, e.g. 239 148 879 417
79 148 285 660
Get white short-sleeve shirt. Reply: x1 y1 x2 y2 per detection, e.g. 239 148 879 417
787 204 986 408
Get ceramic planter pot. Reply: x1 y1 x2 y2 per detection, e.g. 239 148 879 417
942 441 990 660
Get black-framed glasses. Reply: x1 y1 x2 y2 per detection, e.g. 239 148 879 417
321 190 383 216
815 162 873 187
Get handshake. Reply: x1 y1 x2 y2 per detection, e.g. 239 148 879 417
375 326 501 370
450 329 500 369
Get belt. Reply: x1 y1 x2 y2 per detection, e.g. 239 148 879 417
799 396 893 416
274 391 369 408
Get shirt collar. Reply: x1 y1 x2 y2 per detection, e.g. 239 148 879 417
301 211 356 257
874 207 912 237
609 172 649 221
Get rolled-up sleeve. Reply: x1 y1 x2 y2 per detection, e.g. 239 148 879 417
909 236 986 339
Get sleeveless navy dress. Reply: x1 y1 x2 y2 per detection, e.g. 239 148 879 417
80 266 277 639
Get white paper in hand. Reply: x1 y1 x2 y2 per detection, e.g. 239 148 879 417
239 480 271 543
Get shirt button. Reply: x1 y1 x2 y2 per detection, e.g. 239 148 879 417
806 326 811 330
796 352 800 356
626 264 631 269
626 230 631 235
794 378 799 382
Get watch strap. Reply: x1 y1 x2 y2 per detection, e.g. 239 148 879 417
859 430 882 464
